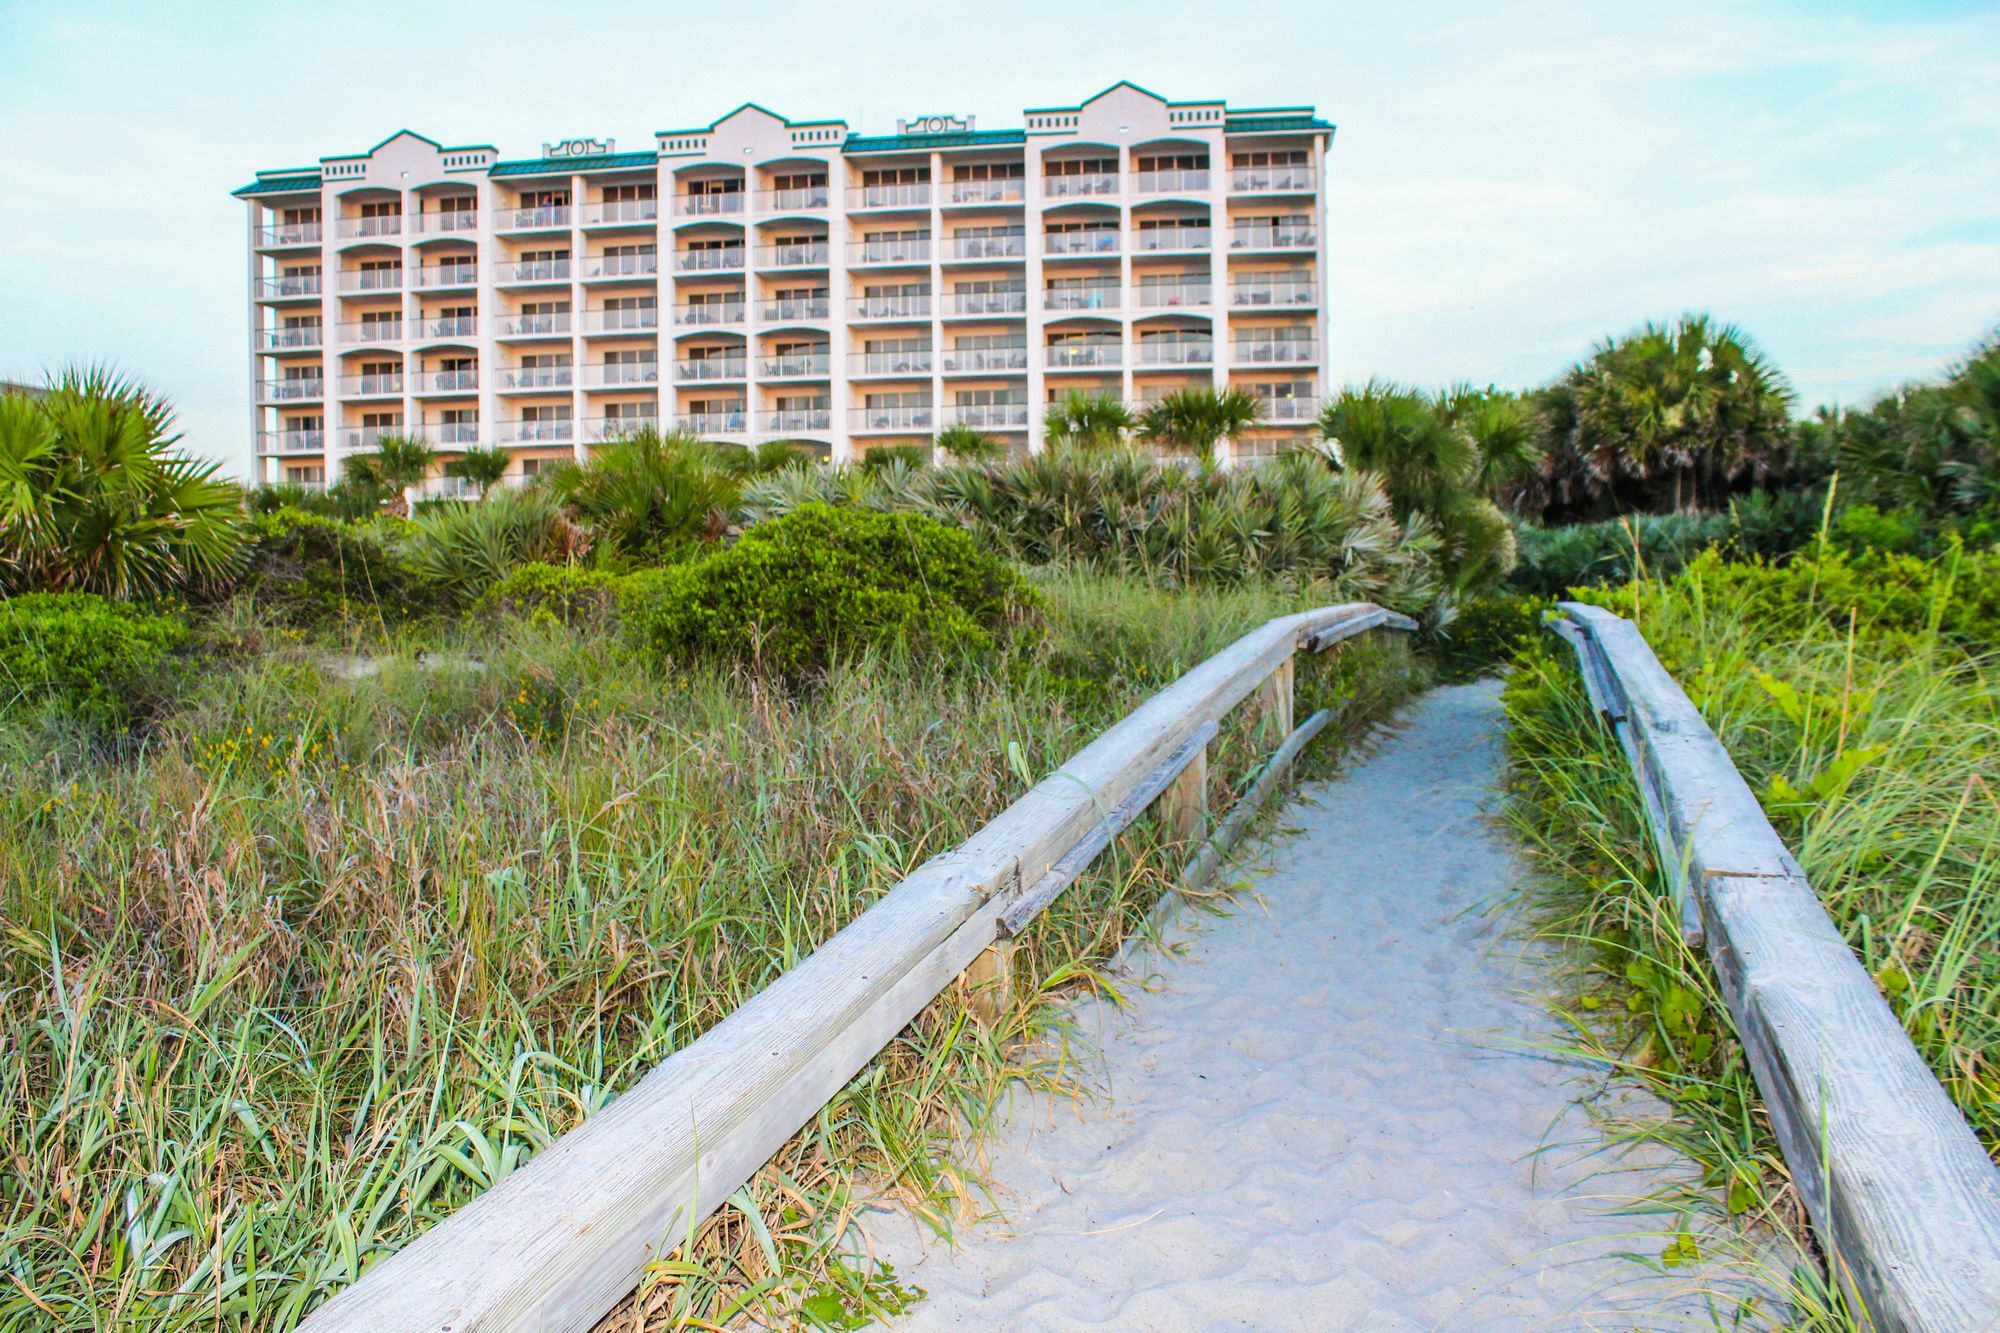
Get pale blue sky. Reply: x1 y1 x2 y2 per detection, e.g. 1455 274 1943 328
1 0 1995 476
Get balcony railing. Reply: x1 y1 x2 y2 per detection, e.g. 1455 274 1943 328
340 426 400 452
499 366 574 390
259 378 324 403
1256 395 1319 421
756 185 829 212
757 242 830 268
1231 280 1318 307
850 295 932 320
678 192 745 216
1044 231 1119 255
412 210 480 234
674 357 746 382
584 307 660 332
760 408 831 433
1230 166 1318 193
1133 226 1211 252
1134 282 1212 309
339 372 404 395
258 325 324 351
949 234 1027 260
421 316 478 340
676 411 747 434
761 353 831 378
1135 338 1214 366
1045 344 1121 369
948 179 1024 204
1044 285 1119 311
423 370 480 392
761 297 831 322
497 205 572 230
1233 339 1319 365
1134 169 1211 194
335 215 402 239
414 263 478 289
851 238 932 265
941 346 1029 373
851 183 931 210
1230 224 1317 250
435 421 482 444
946 402 1029 429
586 253 660 278
588 361 663 386
674 247 745 272
337 267 403 293
849 351 933 376
416 476 484 502
943 290 1028 316
1042 173 1117 198
258 274 322 299
585 199 660 224
674 302 745 326
494 258 571 283
259 222 322 246
586 415 660 441
257 429 324 455
497 312 573 337
499 419 575 443
851 405 935 431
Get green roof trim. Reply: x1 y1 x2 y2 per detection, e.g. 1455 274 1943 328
656 101 848 138
488 151 660 177
1024 80 1223 114
1224 115 1332 133
843 128 1026 154
232 174 322 197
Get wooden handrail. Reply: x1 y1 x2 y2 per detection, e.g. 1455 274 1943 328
300 602 1415 1331
1549 603 2000 1331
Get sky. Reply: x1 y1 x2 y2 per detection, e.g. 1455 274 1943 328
1 0 1996 477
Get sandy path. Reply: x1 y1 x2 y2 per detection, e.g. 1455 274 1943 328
862 682 1741 1330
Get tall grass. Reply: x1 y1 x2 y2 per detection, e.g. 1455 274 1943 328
0 574 1419 1330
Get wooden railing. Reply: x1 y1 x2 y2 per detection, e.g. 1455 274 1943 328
1548 603 2000 1330
300 603 1416 1331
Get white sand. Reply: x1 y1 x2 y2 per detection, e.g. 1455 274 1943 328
862 683 1748 1331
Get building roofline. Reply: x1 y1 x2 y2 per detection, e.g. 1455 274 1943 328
488 150 661 177
655 101 849 137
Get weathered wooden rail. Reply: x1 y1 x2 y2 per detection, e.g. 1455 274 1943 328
1548 603 2000 1331
300 602 1415 1332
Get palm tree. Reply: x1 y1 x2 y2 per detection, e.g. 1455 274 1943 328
935 422 1003 462
444 444 511 497
347 433 437 517
1138 387 1264 466
1043 391 1134 454
0 367 247 598
550 426 738 556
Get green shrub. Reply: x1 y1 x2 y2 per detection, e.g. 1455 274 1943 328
621 503 1030 676
0 592 187 723
858 442 933 472
1509 488 1825 596
1431 594 1551 681
236 506 431 627
473 562 627 626
400 488 578 603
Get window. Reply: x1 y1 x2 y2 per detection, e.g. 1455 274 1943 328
281 206 320 225
358 199 401 218
956 162 1024 180
603 243 655 258
602 183 656 202
863 282 929 297
606 349 658 365
282 465 324 484
281 364 318 381
605 401 656 421
522 404 572 422
1045 220 1116 234
358 359 397 377
440 408 477 425
773 284 828 301
360 411 402 428
437 194 476 214
772 340 827 358
520 300 570 315
861 166 928 185
769 172 826 191
283 414 322 431
1045 158 1117 176
865 391 930 408
688 177 743 196
437 355 475 372
774 393 828 412
953 334 1024 352
521 189 569 208
955 387 1024 407
865 337 928 354
1136 152 1207 172
520 353 572 369
1231 149 1309 167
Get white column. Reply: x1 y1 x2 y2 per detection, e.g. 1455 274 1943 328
1023 148 1047 454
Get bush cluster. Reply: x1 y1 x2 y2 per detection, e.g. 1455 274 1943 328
472 562 628 626
234 506 434 627
0 593 187 724
1508 489 1826 597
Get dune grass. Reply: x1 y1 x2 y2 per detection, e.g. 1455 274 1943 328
0 572 1418 1331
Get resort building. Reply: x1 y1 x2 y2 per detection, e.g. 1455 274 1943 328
235 82 1331 490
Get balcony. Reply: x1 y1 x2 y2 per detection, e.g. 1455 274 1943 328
337 267 403 293
1230 224 1317 250
941 345 1029 373
335 215 402 240
850 295 932 320
497 205 572 231
497 312 573 337
499 419 575 443
851 405 935 432
257 429 325 455
586 415 660 441
259 378 324 403
258 274 322 300
761 353 831 379
674 302 745 327
946 402 1029 430
948 179 1024 204
1134 169 1211 195
338 372 404 396
585 199 660 225
1135 338 1214 366
851 238 933 265
258 221 322 247
435 421 482 444
584 307 660 333
1233 339 1319 365
340 426 401 452
676 410 747 435
422 370 480 393
411 210 479 235
587 361 663 387
760 408 831 433
678 192 745 217
419 315 478 340
757 241 830 269
1230 166 1318 194
414 262 478 289
499 366 574 390
1045 231 1119 256
849 351 934 376
948 234 1027 261
943 290 1028 317
851 183 931 210
1231 280 1318 308
494 258 571 284
416 476 484 502
674 247 745 273
762 296 831 322
674 357 746 382
1045 344 1120 369
757 185 829 211
1256 395 1319 421
1134 282 1213 309
1043 173 1117 198
1044 285 1119 312
1133 226 1211 253
258 325 324 351
586 253 660 279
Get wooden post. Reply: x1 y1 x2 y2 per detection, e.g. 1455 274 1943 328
964 940 1014 1024
1249 654 1295 743
1156 739 1207 847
